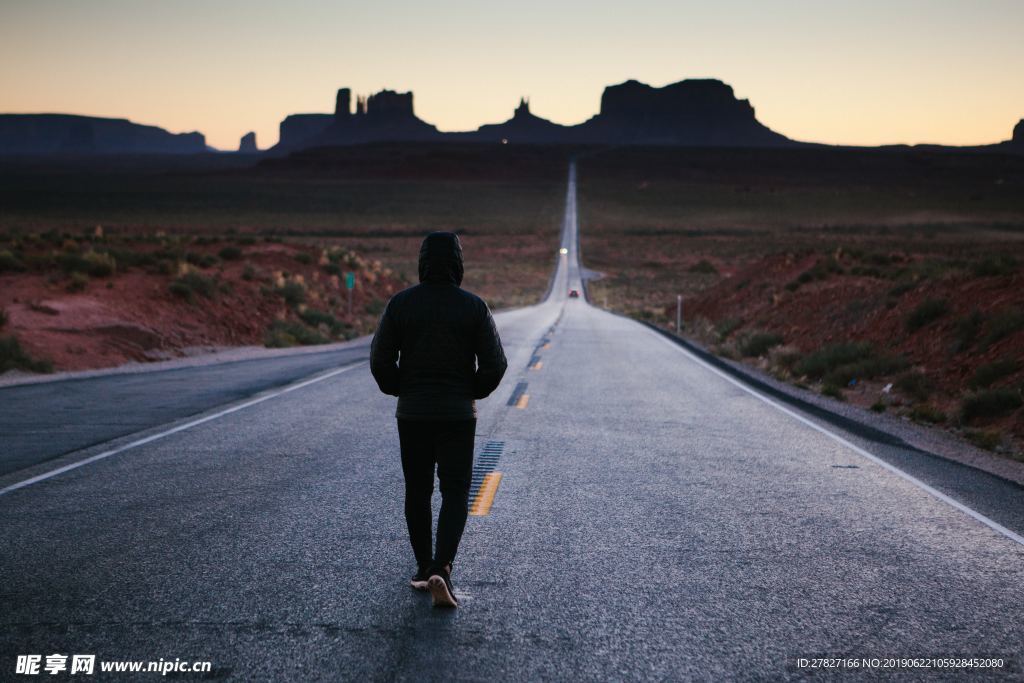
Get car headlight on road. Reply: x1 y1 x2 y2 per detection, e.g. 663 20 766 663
559 248 568 254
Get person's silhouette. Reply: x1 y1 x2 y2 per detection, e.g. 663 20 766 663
370 232 507 607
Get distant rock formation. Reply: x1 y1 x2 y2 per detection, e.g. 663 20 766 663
238 131 258 153
573 79 790 146
313 88 441 146
1013 119 1024 146
270 78 794 152
276 113 333 151
461 98 573 144
0 114 206 155
273 88 439 152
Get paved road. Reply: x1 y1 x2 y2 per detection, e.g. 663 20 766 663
2 164 1023 681
0 346 370 477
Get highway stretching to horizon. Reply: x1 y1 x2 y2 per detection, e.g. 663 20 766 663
2 164 1023 680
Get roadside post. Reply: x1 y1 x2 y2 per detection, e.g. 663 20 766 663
345 271 355 316
676 294 683 334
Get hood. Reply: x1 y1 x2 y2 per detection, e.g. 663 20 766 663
418 231 464 285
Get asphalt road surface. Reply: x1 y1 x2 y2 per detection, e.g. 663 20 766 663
2 164 1023 681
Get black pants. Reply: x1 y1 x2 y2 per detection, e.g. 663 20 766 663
397 418 475 570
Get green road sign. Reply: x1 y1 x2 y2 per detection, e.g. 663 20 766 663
345 272 355 290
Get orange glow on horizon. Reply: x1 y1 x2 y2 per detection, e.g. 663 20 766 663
1 0 1022 150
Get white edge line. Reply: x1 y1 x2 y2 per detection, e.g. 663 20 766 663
644 326 1024 548
0 362 366 498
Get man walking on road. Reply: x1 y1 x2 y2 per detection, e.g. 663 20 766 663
370 232 508 608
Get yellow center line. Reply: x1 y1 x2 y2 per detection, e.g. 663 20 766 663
515 394 530 409
469 472 503 516
531 361 543 370
541 343 551 350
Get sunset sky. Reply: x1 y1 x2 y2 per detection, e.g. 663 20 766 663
2 0 1022 150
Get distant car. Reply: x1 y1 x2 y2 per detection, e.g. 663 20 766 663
568 289 580 298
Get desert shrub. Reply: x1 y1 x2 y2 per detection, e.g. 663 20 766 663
895 371 932 402
821 384 846 401
0 308 7 328
241 264 256 281
971 255 1017 277
264 320 329 347
910 404 946 423
364 298 386 316
964 429 1002 451
823 355 909 388
739 332 783 357
298 308 351 337
274 281 306 307
688 259 718 275
323 262 343 276
57 250 115 277
950 309 983 353
0 249 27 272
769 346 802 372
870 400 887 413
169 281 194 302
185 251 218 269
117 248 161 269
906 298 949 332
796 341 908 387
969 359 1020 389
715 318 743 340
294 252 313 265
83 250 116 276
238 236 257 246
0 336 53 373
795 342 873 379
218 246 243 261
979 307 1024 350
170 272 216 303
960 388 1022 423
786 256 843 292
155 246 184 262
66 272 89 292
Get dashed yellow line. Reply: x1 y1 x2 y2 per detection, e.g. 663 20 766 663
531 361 543 370
541 343 551 350
469 472 502 516
515 394 530 409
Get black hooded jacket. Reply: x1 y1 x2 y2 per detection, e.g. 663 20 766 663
370 232 508 420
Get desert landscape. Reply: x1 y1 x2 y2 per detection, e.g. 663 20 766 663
0 146 567 372
579 146 1024 458
6 2 1024 675
3 83 1024 462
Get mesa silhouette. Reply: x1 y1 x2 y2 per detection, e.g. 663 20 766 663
0 113 207 155
274 79 791 152
2 78 1022 156
274 80 1024 154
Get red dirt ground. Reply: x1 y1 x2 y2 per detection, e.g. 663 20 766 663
678 251 1024 450
1 241 403 372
